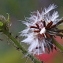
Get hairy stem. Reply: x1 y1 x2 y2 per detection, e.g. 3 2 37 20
52 37 63 51
3 30 42 63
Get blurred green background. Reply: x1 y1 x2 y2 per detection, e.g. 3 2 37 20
0 0 63 63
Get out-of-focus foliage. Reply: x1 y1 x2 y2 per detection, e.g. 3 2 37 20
0 0 63 63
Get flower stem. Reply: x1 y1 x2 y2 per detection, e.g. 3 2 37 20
52 38 63 51
3 30 43 63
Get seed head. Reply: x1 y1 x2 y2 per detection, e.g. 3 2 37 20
20 4 63 55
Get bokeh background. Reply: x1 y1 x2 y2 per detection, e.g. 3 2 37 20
0 0 63 63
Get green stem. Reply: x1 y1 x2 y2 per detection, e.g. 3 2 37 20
3 30 42 63
52 38 63 51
